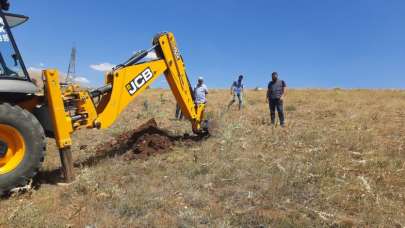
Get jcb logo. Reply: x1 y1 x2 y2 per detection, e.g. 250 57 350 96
170 39 181 60
126 68 153 95
173 46 181 60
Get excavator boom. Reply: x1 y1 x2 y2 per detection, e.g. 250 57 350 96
43 32 205 151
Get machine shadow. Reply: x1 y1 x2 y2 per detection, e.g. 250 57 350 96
34 126 209 187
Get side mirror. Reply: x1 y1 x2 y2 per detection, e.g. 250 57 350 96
0 0 10 11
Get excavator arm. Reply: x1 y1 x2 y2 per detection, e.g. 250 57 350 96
43 32 205 150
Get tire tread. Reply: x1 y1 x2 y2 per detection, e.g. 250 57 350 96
0 103 46 194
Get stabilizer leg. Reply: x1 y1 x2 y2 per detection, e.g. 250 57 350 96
59 147 75 183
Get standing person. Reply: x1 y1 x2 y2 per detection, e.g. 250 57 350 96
194 77 208 105
228 75 244 110
266 72 287 127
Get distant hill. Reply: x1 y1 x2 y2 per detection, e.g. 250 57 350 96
28 69 89 92
27 69 44 90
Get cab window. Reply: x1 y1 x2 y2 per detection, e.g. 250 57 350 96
0 15 25 79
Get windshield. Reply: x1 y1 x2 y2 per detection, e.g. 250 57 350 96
0 13 26 79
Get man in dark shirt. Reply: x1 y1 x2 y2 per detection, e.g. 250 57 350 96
266 72 287 127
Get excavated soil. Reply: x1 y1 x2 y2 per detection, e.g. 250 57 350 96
121 119 175 160
93 119 208 162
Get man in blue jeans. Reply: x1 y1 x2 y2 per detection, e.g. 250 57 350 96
266 72 287 127
228 75 244 110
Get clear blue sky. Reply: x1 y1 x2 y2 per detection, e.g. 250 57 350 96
9 0 405 88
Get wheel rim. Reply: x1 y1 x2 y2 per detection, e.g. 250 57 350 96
0 124 26 175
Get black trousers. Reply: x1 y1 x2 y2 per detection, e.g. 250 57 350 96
269 98 285 125
175 104 184 120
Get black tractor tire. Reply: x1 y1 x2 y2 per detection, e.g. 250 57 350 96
0 103 46 194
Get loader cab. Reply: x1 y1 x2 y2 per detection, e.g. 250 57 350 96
0 11 29 80
0 10 37 97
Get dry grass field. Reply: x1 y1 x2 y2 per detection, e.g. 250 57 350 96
1 89 405 227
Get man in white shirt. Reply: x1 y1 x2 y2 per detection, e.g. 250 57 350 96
194 77 208 104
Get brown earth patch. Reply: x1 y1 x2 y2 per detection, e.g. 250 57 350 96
93 118 208 162
120 119 175 160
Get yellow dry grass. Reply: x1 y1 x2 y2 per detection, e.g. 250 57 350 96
1 89 405 227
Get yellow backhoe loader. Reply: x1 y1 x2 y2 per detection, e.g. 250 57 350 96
0 1 207 194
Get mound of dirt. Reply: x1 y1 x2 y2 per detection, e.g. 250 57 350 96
93 119 209 162
121 119 175 160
